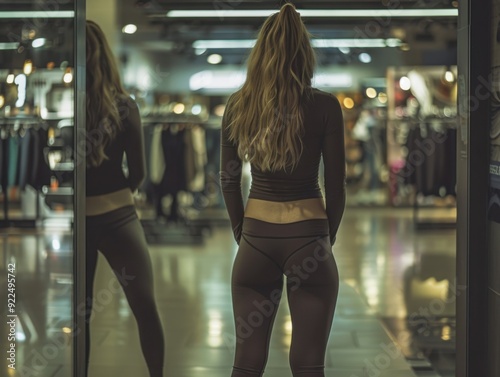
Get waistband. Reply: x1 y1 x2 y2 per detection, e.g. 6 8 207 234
86 205 137 226
242 217 329 238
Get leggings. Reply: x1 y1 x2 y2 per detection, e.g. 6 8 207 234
231 218 339 377
85 205 164 377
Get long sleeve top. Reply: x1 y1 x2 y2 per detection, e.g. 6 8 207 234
86 97 146 196
220 87 346 245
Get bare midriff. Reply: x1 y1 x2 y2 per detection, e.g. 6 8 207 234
244 197 328 223
86 188 135 216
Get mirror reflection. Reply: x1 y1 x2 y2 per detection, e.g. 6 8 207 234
0 1 76 376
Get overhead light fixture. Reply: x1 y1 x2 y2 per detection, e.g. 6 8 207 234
378 92 388 104
32 38 46 48
195 48 207 56
63 67 73 84
167 9 458 18
122 24 137 34
343 97 355 109
23 59 33 75
338 47 350 54
0 11 74 18
193 38 402 50
207 54 223 64
0 42 19 50
366 88 377 98
359 53 372 63
191 104 202 115
399 76 411 91
443 67 456 83
173 103 185 114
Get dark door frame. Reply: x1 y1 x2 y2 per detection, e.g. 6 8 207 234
456 0 491 376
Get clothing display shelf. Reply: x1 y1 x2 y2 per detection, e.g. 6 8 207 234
393 117 458 230
0 117 48 228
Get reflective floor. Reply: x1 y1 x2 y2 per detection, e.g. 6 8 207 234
0 208 456 377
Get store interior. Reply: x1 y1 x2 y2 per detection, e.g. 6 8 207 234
0 0 459 376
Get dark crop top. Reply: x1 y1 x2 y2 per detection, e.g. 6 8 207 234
86 97 146 197
220 87 346 245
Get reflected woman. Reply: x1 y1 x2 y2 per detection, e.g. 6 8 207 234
85 20 164 377
220 3 345 377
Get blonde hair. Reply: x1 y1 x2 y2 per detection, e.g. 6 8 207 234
225 3 316 172
86 20 129 167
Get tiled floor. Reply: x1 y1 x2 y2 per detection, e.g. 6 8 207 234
0 207 456 377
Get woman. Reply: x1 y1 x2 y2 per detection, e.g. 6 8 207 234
220 4 345 377
85 20 164 377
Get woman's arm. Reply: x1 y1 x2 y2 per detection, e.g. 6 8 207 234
322 95 346 245
219 96 245 244
123 98 147 192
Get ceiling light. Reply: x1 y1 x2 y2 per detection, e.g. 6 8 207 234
378 92 388 104
32 38 46 48
122 24 137 34
207 54 223 64
0 11 74 18
0 42 19 50
338 47 350 54
194 38 402 50
194 40 256 49
63 67 73 84
6 74 15 84
399 76 411 91
444 69 455 83
173 103 185 114
343 97 355 109
191 104 202 115
195 48 207 55
366 88 377 99
167 9 458 18
359 53 372 63
23 59 33 75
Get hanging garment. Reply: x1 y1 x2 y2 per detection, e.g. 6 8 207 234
7 134 20 187
149 125 165 185
32 127 52 190
18 128 33 190
0 131 8 195
184 126 207 192
160 127 186 195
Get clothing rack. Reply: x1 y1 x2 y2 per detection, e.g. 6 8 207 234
139 119 211 244
397 119 457 230
0 119 46 229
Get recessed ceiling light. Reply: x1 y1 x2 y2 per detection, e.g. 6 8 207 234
32 38 46 48
359 53 372 63
399 76 411 91
366 88 377 99
343 97 355 109
207 54 223 64
122 24 138 34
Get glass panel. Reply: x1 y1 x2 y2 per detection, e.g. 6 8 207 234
0 1 77 376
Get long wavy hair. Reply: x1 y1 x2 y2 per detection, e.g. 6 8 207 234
86 20 128 167
225 3 316 172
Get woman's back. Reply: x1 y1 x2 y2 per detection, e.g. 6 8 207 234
221 87 345 244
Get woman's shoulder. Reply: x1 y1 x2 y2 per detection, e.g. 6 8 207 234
304 88 341 112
